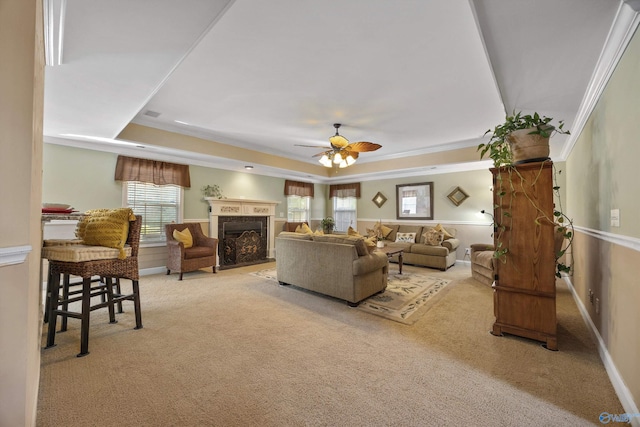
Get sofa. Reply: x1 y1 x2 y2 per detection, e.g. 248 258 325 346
275 232 389 306
375 224 460 270
470 243 495 287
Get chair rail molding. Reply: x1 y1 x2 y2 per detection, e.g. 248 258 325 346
0 245 33 267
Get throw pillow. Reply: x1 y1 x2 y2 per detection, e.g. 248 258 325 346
173 227 193 249
313 229 324 236
364 236 377 253
347 226 362 237
75 208 110 240
433 223 454 240
295 223 313 235
395 232 416 243
82 208 136 259
423 229 445 246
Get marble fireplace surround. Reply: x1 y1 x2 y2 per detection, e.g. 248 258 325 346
205 198 280 268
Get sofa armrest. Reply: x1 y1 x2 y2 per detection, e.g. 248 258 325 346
353 252 388 276
471 243 495 253
442 238 460 251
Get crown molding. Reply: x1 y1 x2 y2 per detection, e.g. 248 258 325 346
561 2 640 160
0 245 32 268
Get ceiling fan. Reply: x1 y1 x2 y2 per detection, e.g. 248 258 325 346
296 123 382 168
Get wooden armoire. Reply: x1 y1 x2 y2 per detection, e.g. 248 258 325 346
490 160 557 350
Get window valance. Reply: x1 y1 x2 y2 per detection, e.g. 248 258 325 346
114 156 191 188
329 183 361 198
284 180 314 197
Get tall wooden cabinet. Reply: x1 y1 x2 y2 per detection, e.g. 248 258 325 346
490 160 557 350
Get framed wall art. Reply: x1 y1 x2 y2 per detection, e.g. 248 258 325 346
447 186 470 206
396 182 434 220
372 191 387 208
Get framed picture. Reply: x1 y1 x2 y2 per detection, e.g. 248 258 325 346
447 186 470 206
372 191 387 208
396 182 434 220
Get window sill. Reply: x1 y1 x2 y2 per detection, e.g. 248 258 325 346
140 241 167 249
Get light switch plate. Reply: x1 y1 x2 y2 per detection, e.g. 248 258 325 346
611 209 620 227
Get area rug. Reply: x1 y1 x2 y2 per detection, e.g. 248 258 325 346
250 268 451 325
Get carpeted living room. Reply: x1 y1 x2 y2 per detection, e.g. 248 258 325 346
37 262 623 426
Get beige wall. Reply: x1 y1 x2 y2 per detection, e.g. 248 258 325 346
0 0 43 426
566 25 640 412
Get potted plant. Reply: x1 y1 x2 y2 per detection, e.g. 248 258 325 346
479 112 573 278
478 111 570 167
201 184 224 199
320 217 335 234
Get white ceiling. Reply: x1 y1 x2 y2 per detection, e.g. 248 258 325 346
43 0 638 181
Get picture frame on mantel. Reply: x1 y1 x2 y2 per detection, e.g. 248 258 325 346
396 182 434 220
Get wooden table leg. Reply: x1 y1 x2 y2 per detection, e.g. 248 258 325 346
398 252 403 274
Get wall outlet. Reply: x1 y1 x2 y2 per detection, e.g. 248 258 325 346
464 248 471 255
589 289 594 304
595 298 600 314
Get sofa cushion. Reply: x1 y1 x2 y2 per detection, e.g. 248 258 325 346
410 244 449 256
395 232 417 243
184 246 215 259
42 244 132 262
423 229 444 246
397 225 423 237
384 241 413 252
312 234 368 256
172 227 193 248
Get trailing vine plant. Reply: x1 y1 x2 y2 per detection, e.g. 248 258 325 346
478 112 573 278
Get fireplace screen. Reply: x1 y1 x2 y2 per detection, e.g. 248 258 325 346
219 217 267 268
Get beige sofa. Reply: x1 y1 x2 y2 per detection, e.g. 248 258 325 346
377 224 460 270
275 232 389 306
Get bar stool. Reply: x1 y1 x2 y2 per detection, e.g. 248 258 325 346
44 214 143 357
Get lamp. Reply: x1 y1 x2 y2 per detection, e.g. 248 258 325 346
318 150 357 168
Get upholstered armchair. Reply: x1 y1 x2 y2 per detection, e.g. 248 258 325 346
470 243 496 287
165 223 218 280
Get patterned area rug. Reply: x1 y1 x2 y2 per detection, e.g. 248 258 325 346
250 269 451 325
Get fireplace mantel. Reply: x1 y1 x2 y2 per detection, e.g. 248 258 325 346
205 198 280 267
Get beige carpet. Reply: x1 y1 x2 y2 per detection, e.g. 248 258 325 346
37 262 624 426
251 268 451 324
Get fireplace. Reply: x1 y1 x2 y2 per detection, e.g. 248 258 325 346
218 217 267 268
205 198 280 270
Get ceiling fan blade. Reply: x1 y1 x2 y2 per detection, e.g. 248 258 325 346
312 150 331 158
294 144 332 149
346 141 382 152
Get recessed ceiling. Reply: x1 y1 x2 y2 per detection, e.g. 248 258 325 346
43 0 633 181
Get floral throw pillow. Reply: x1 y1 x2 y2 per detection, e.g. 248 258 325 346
423 229 445 246
395 232 416 243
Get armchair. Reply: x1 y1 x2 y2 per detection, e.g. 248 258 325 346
470 243 496 287
165 223 218 280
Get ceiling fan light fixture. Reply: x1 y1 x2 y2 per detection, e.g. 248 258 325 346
345 154 356 166
319 154 332 167
333 152 343 164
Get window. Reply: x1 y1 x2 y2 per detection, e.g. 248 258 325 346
333 197 357 232
123 181 182 243
287 196 310 222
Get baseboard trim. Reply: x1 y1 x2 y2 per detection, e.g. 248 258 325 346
563 275 640 425
140 266 167 277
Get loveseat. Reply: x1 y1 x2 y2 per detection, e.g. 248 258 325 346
275 232 388 306
375 224 460 270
